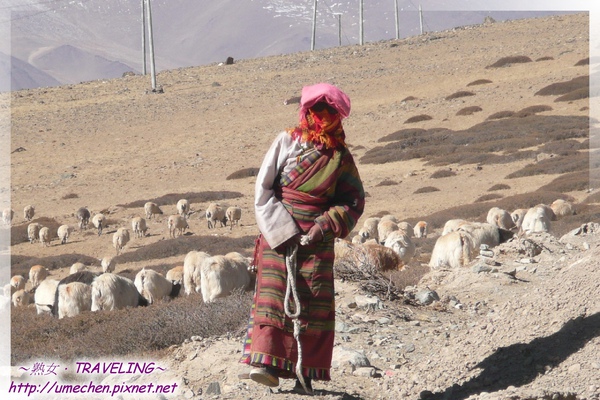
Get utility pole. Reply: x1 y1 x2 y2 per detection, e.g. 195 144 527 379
144 0 158 91
334 13 342 46
394 0 399 40
359 0 364 45
419 4 424 35
141 0 146 75
311 0 317 51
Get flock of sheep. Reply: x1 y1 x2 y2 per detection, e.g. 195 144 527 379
2 200 250 320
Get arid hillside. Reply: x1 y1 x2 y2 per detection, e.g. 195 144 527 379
5 12 600 400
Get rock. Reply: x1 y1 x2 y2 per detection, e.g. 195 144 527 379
332 346 371 369
416 289 439 305
353 367 379 377
355 295 382 309
206 381 221 395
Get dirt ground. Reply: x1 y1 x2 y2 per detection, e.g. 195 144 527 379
5 12 599 400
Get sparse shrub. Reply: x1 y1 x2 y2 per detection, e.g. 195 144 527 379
414 186 440 194
353 145 365 150
574 58 589 66
506 151 591 179
61 193 79 200
456 106 482 116
401 96 418 102
538 169 600 193
488 183 511 191
486 55 533 68
445 91 475 100
515 105 553 117
430 169 456 179
487 111 515 120
376 179 398 187
226 167 260 180
475 193 503 202
555 88 589 102
467 79 492 86
539 139 585 155
536 56 554 61
404 114 432 124
535 76 588 96
378 128 427 143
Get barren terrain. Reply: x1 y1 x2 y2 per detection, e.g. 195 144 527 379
5 12 599 400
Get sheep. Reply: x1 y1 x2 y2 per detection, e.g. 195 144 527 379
58 282 92 318
487 207 517 231
112 227 130 255
442 219 468 236
358 217 380 243
134 268 179 304
377 219 399 245
12 289 31 307
29 264 49 289
131 216 148 238
380 214 399 224
183 251 211 295
429 231 476 269
168 215 189 238
166 265 184 285
456 222 502 249
413 221 428 238
336 240 404 272
205 203 227 229
34 278 59 315
2 208 13 225
23 205 35 221
27 222 42 244
176 199 190 217
101 256 116 273
39 226 51 247
70 262 87 275
536 203 557 221
10 275 26 292
226 206 242 230
144 202 163 219
352 234 366 244
57 224 71 244
521 205 551 234
76 207 90 230
383 230 416 265
52 271 100 317
511 209 528 229
396 221 414 237
201 252 251 303
91 213 105 236
550 199 576 219
91 273 148 311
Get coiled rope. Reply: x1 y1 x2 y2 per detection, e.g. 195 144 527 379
284 237 313 395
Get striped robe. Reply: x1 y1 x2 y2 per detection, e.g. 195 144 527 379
241 131 365 380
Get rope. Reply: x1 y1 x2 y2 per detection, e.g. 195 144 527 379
284 238 313 395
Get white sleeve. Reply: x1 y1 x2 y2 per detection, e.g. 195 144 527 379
254 132 302 249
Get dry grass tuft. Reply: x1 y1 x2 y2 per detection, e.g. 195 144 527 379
515 105 553 117
574 57 589 66
487 111 515 120
430 170 457 179
456 106 482 116
401 96 418 102
376 179 399 187
414 186 440 194
445 91 475 100
404 114 432 124
467 79 492 86
535 76 588 96
488 183 511 191
226 167 260 180
61 193 79 200
117 191 244 208
475 193 504 203
378 128 427 143
536 56 554 61
506 151 591 179
555 87 589 102
486 55 532 68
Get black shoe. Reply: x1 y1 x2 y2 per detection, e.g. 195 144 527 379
293 377 313 395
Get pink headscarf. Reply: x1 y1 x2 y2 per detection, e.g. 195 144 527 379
298 83 351 120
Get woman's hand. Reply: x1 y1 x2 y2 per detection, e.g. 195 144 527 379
304 224 323 244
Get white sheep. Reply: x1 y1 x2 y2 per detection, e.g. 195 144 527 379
176 199 190 217
351 234 366 244
384 230 415 265
12 289 31 307
91 273 147 311
27 222 42 244
550 199 576 219
456 222 501 249
377 219 399 245
521 205 552 234
442 219 468 236
10 275 26 292
29 264 49 289
413 221 428 238
2 208 14 225
166 265 184 285
91 213 105 236
201 252 251 303
358 217 380 243
112 228 130 255
335 240 404 272
34 278 59 315
101 256 116 273
429 231 476 269
380 214 400 224
396 221 414 237
39 226 51 247
168 215 189 238
134 268 175 304
23 205 35 221
58 282 92 318
57 224 71 244
183 251 211 295
144 202 163 219
131 216 148 238
52 271 99 317
76 207 90 230
511 209 528 230
70 262 87 275
226 206 242 230
486 207 516 231
205 203 227 229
